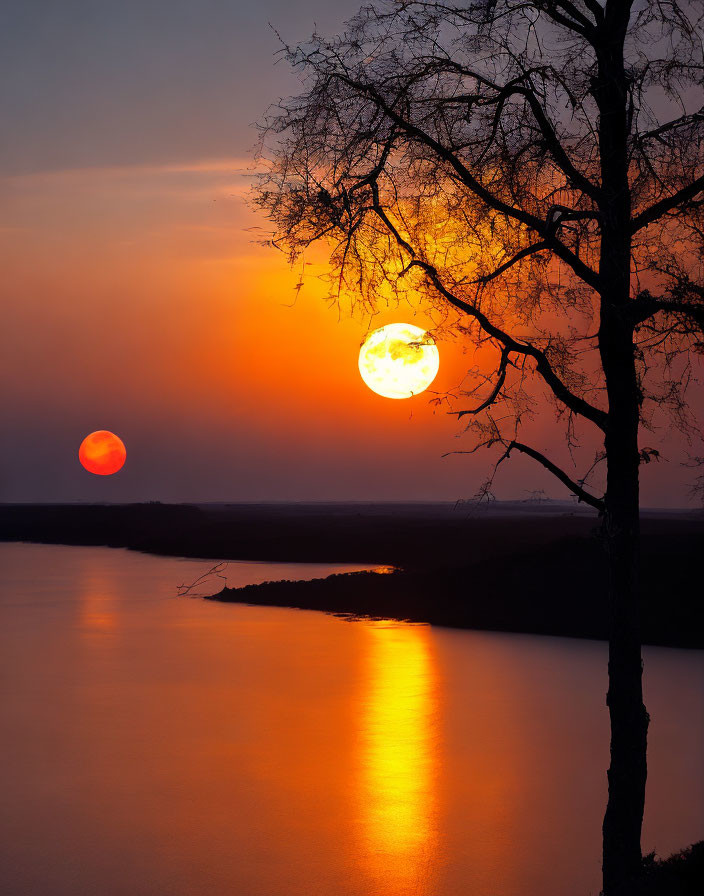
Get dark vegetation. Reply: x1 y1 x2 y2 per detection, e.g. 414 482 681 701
210 525 703 649
0 501 603 565
2 502 701 648
639 842 704 896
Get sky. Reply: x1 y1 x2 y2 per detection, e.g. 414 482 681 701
1 0 701 506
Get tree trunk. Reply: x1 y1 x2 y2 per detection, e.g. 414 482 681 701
595 6 649 892
599 263 648 896
600 298 649 896
601 442 649 896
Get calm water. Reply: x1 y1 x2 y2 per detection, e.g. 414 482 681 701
1 543 702 896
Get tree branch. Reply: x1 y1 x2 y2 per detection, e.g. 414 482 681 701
417 257 606 426
633 109 704 145
453 346 511 417
332 70 546 229
505 440 605 511
364 193 608 429
444 435 605 511
630 294 704 329
537 0 596 38
540 233 599 289
631 173 704 232
580 0 605 24
177 563 229 597
491 82 601 202
329 70 600 288
475 241 549 283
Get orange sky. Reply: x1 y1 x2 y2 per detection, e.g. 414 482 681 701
0 1 701 505
1 157 700 506
0 159 483 500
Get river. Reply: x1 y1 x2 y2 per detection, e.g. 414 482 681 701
1 542 702 895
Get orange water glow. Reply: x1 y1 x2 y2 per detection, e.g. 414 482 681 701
79 430 126 475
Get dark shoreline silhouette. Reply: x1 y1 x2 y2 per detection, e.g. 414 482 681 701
1 501 702 647
209 531 703 649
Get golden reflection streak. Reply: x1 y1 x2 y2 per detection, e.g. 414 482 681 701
356 622 439 895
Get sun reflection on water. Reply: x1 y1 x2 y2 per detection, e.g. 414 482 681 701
356 621 440 894
78 572 119 634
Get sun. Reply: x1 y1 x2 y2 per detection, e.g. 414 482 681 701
79 430 126 475
358 323 440 399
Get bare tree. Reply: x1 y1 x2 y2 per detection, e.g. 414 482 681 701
254 2 704 893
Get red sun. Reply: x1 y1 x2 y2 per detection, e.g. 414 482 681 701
79 430 126 475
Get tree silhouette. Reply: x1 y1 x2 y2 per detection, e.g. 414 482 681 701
255 2 704 893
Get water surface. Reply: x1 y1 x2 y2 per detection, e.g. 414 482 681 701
1 543 702 896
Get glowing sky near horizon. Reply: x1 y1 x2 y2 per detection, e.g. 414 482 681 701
1 0 702 506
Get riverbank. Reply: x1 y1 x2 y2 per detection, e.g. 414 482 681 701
208 527 703 648
2 502 702 647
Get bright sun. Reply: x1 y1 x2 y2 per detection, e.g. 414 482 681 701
79 430 127 475
359 323 440 399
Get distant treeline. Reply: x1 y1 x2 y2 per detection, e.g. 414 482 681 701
0 501 603 565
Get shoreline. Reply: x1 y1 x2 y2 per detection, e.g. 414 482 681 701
2 502 702 648
207 532 703 649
